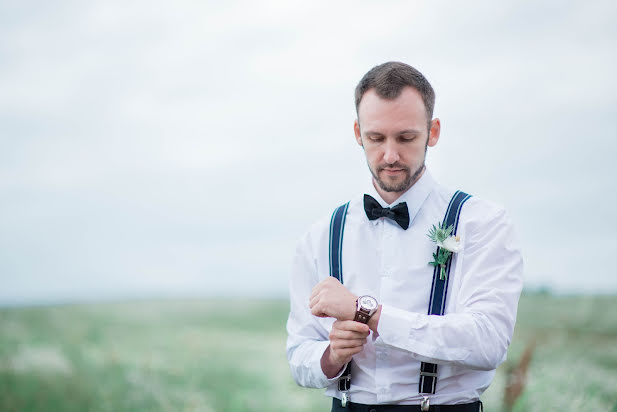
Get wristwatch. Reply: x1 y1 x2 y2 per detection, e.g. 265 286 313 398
354 295 378 324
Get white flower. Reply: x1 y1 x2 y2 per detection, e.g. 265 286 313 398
437 235 462 253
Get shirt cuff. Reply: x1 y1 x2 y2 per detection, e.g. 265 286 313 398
376 304 424 348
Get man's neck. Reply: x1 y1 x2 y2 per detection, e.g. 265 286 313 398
373 167 426 205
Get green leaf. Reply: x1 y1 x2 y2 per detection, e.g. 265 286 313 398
427 224 439 242
427 221 456 244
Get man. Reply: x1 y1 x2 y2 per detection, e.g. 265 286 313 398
286 62 523 411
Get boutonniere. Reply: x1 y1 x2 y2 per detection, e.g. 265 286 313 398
427 222 462 280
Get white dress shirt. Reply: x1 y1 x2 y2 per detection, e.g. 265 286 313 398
286 169 524 405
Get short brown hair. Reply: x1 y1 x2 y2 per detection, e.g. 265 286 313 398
354 62 435 129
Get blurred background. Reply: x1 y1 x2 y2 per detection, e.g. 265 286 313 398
1 1 616 411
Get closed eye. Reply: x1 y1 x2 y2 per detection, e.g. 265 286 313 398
399 131 420 141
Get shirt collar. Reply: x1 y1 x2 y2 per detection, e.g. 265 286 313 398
365 168 436 227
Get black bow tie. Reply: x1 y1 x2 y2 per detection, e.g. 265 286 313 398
363 194 410 230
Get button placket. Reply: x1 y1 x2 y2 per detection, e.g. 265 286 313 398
381 223 395 278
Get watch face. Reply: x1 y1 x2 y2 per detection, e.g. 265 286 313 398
359 295 378 311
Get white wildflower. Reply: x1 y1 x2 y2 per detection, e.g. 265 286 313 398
437 235 462 253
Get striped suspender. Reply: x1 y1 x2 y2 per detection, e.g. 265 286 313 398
419 190 471 395
327 191 471 403
328 202 352 406
329 202 349 284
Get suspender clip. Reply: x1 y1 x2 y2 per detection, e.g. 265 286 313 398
421 396 430 411
341 392 349 407
337 368 351 407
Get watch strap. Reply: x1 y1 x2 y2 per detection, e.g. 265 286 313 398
353 309 371 324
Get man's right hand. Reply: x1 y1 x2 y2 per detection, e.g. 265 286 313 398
321 320 370 379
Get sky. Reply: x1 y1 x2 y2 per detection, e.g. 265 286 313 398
1 0 616 305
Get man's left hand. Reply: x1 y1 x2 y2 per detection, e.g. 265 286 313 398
309 277 357 321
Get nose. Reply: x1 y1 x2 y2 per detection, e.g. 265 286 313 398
383 139 400 165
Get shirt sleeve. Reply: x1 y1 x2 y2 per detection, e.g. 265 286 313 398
375 205 524 371
286 230 347 388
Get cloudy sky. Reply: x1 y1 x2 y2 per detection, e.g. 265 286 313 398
1 0 616 305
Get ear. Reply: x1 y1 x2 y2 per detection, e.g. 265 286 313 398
354 119 363 147
428 118 441 147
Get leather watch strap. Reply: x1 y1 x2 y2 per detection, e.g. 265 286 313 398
353 308 371 324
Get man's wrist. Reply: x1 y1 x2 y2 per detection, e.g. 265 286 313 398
321 345 346 379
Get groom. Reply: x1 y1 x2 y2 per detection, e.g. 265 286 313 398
286 61 523 411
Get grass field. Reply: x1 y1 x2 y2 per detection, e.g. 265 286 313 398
1 293 616 412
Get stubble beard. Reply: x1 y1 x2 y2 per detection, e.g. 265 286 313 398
370 161 425 193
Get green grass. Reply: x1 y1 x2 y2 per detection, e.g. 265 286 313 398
1 294 616 411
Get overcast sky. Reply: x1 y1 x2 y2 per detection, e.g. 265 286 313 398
1 0 616 305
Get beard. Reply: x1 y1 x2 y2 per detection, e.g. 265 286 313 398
370 161 425 193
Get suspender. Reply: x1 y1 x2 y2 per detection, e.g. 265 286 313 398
420 190 471 395
329 202 349 284
327 191 470 404
328 202 352 405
